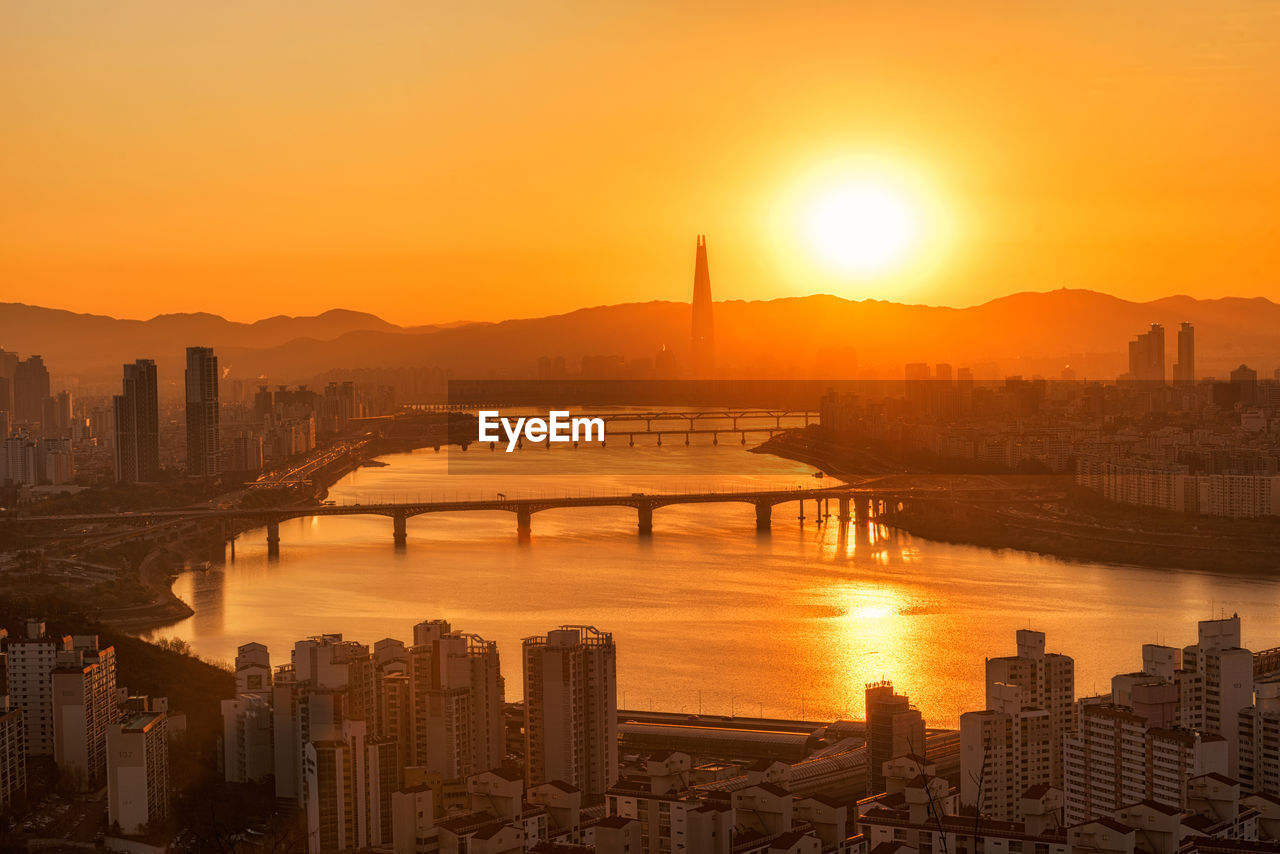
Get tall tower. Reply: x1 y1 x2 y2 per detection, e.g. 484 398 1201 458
691 235 715 378
114 359 159 483
185 346 220 477
1174 322 1195 385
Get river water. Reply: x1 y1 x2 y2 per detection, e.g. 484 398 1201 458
145 442 1280 727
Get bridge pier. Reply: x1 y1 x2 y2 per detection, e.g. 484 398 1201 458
393 511 408 547
838 497 851 524
516 507 532 542
755 501 772 531
637 503 653 536
266 521 280 560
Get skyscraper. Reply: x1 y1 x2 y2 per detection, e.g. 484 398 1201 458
523 625 618 796
13 355 50 424
185 346 220 477
691 235 714 378
114 359 160 483
0 348 18 414
1174 322 1195 385
1126 323 1165 384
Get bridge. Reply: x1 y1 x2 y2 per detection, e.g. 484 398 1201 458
10 481 1042 558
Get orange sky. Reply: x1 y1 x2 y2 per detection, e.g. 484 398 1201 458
3 1 1279 324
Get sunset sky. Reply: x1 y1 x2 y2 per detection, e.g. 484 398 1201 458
3 1 1279 324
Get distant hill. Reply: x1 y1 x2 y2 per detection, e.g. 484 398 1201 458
6 290 1280 392
0 303 408 386
217 290 1280 384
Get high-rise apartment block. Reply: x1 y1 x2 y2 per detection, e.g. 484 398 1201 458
106 711 170 836
2 619 69 756
221 643 275 784
960 684 1053 821
1060 615 1254 825
408 620 505 781
983 629 1075 789
13 355 50 425
523 625 618 797
1238 674 1280 798
0 695 25 810
1178 615 1255 773
51 636 119 790
1174 321 1195 384
1064 702 1227 825
114 359 160 482
304 717 400 852
1126 323 1166 384
865 680 925 795
185 346 220 476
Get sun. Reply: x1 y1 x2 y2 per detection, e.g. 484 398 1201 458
804 180 922 275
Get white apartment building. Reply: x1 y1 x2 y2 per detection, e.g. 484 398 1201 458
982 630 1076 791
1064 703 1227 825
51 635 118 791
2 619 68 756
303 718 401 854
1238 675 1280 798
1180 616 1255 775
607 751 735 854
960 692 1054 822
524 625 618 797
408 619 505 781
106 711 169 836
221 642 275 784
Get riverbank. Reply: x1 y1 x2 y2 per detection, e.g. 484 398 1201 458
758 428 1280 574
94 545 198 630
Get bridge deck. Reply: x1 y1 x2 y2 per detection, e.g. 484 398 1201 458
9 482 1042 526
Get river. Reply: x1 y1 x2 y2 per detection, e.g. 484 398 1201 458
144 441 1280 727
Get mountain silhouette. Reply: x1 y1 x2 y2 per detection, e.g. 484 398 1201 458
6 290 1280 390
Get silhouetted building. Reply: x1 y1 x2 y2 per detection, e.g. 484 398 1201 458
185 346 220 477
114 359 160 483
1126 323 1165 384
1230 364 1258 405
865 680 924 794
0 348 17 414
13 355 50 424
1174 322 1195 385
691 235 715 378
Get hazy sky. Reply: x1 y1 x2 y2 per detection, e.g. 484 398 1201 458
3 1 1279 323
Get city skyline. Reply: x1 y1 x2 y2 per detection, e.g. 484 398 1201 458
5 2 1280 322
4 3 1280 851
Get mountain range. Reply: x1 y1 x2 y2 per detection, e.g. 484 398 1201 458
4 290 1280 393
